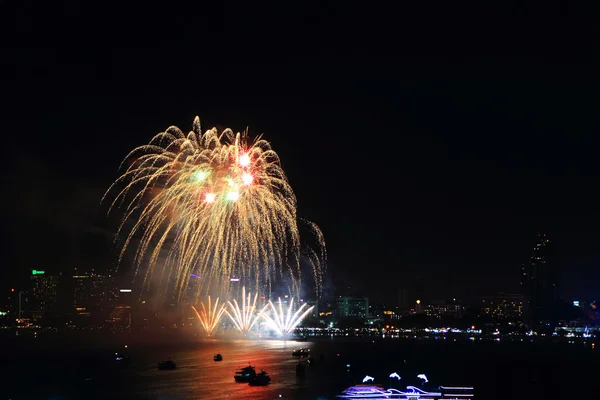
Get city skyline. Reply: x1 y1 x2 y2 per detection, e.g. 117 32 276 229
2 227 593 306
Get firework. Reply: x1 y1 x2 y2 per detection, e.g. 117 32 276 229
225 286 268 334
191 296 226 336
262 297 314 336
103 117 326 301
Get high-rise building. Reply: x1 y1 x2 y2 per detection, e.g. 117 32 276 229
422 299 463 319
108 288 133 330
69 270 117 327
480 293 526 320
0 288 15 328
72 272 92 322
520 234 557 320
335 296 369 318
397 287 409 310
29 270 59 325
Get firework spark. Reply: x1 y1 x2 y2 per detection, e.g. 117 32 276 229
262 298 314 336
225 286 268 334
103 117 326 301
191 297 226 336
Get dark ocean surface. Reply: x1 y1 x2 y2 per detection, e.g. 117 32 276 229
1 332 598 399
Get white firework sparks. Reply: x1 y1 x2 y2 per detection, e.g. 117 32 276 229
262 297 314 336
225 286 268 334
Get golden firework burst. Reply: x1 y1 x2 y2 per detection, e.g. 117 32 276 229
103 117 325 301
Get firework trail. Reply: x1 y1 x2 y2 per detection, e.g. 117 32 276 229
225 286 268 334
191 297 226 336
262 298 314 336
103 117 326 301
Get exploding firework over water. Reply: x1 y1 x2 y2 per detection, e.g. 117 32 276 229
262 298 315 336
225 286 268 334
192 287 315 337
191 297 226 336
104 117 326 301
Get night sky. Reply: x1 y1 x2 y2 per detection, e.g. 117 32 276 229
2 2 598 304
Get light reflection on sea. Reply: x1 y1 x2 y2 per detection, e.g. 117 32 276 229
3 334 599 400
126 339 318 400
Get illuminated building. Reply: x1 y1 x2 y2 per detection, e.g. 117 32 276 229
335 296 369 318
0 288 15 327
520 233 557 320
369 303 391 319
480 293 526 320
29 269 59 325
381 310 399 325
108 288 133 330
72 272 92 323
70 270 117 327
422 299 463 319
415 299 422 314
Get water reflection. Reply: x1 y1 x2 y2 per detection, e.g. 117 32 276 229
126 339 316 400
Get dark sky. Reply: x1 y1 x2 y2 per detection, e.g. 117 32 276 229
2 2 599 304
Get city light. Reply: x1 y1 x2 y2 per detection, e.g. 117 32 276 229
119 289 132 293
32 270 45 275
362 375 375 383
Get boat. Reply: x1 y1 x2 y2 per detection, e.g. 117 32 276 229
440 385 475 399
292 348 310 357
114 352 129 363
158 360 177 370
214 353 223 362
234 365 257 382
337 384 474 399
249 370 271 386
337 384 389 399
